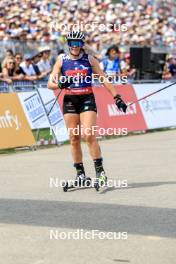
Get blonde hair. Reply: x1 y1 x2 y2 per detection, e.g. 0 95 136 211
2 57 15 69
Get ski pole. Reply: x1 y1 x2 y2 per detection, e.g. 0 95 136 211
128 81 176 107
47 89 62 116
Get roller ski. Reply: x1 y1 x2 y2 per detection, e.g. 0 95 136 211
94 171 107 191
63 174 92 192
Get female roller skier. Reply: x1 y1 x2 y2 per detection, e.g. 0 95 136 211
48 31 127 190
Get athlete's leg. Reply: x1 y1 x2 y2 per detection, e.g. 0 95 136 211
80 110 101 159
80 111 106 182
64 113 82 163
64 113 87 181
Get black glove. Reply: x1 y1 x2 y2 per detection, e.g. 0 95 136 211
114 94 127 113
58 76 74 89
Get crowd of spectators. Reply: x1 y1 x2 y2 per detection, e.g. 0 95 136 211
0 0 176 53
1 45 176 85
0 0 176 84
0 47 52 84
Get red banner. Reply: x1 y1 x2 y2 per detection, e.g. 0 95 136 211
93 85 147 133
55 85 147 134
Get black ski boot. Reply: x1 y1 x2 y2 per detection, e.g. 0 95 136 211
93 158 107 191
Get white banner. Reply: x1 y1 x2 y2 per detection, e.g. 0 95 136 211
38 88 68 142
133 82 176 129
18 91 49 129
18 89 68 142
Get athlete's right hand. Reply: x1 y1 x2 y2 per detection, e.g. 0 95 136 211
114 94 127 113
58 76 74 89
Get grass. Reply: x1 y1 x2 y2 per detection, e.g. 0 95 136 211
32 128 52 141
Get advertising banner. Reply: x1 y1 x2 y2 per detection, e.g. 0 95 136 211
0 93 35 149
93 85 147 134
18 89 68 142
18 91 50 129
38 88 68 142
133 82 176 129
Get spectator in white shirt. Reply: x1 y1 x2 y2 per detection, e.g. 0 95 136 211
20 54 38 81
37 46 52 75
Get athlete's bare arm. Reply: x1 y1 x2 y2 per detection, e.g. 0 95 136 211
89 55 118 97
48 58 62 90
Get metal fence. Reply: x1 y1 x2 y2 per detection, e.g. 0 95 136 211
0 79 168 94
0 80 48 93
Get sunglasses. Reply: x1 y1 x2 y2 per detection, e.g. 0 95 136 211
68 41 84 47
16 57 22 59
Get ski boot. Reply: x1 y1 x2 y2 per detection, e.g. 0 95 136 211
75 173 92 188
94 171 107 191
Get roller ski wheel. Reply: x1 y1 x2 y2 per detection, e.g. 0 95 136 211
94 181 100 192
94 172 107 192
63 181 69 192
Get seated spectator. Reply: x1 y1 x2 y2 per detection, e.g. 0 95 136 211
100 45 120 77
37 46 52 74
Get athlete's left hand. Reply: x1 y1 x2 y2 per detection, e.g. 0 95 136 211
114 94 127 113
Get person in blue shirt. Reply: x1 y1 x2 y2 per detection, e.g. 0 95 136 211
100 45 120 77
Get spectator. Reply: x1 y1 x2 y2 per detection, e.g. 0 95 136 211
168 58 176 78
162 56 172 80
2 58 24 83
0 0 175 52
100 45 120 77
1 49 15 69
120 53 136 81
5 49 14 58
37 47 52 74
14 53 26 75
31 51 49 80
20 54 38 81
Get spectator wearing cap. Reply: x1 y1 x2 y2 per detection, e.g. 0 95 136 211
37 46 52 76
31 51 49 80
20 54 38 81
100 45 120 78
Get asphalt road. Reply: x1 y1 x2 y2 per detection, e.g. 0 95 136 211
0 130 176 264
